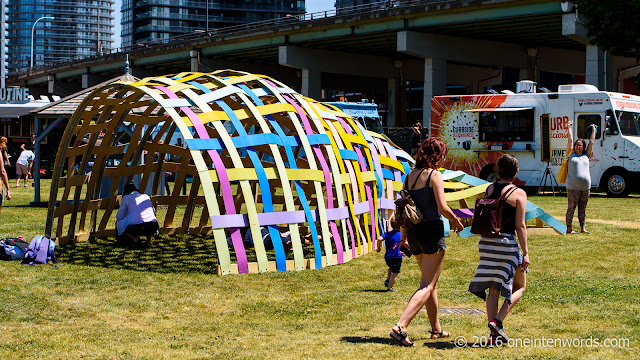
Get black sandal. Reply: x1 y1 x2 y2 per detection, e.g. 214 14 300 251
390 324 414 347
429 330 450 339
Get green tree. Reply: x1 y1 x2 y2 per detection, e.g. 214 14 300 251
575 0 640 57
576 0 640 88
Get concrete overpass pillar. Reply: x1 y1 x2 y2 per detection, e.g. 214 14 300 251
387 78 396 127
398 31 529 130
81 74 90 89
190 49 199 73
519 48 539 82
48 75 55 94
423 58 446 133
279 45 396 101
586 45 612 91
562 13 612 91
81 73 107 89
301 68 322 100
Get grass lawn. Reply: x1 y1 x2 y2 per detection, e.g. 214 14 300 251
0 181 638 359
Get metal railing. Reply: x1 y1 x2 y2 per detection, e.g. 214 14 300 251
133 0 305 12
8 0 485 77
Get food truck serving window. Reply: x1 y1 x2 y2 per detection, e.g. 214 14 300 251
469 108 534 142
577 114 602 139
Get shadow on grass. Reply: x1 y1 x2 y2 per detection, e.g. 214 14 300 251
56 234 220 274
55 234 325 274
8 203 48 208
421 341 458 349
361 289 393 293
341 336 396 345
342 336 459 349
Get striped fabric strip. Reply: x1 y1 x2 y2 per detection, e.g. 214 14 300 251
155 85 250 273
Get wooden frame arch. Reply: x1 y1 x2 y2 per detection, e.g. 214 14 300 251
46 70 414 274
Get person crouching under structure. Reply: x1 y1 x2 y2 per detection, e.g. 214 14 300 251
116 183 159 248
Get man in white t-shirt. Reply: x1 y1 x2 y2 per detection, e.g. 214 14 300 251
15 149 35 188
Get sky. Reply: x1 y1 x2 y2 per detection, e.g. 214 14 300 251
112 0 336 49
306 0 336 14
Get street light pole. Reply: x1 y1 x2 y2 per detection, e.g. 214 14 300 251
30 16 55 70
206 0 209 32
97 1 102 55
1 1 6 88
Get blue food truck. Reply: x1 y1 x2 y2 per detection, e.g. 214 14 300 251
324 101 384 134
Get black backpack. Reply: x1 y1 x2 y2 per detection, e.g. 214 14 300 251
1 237 29 261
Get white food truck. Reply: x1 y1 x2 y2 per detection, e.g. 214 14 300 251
430 81 640 196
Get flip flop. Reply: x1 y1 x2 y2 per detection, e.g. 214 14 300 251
566 231 578 234
581 230 590 234
429 330 451 339
390 325 414 347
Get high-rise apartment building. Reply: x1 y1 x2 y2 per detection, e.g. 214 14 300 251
5 0 115 73
335 0 381 15
121 0 306 47
335 0 374 8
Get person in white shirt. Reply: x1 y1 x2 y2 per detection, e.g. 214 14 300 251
116 183 159 248
15 148 35 188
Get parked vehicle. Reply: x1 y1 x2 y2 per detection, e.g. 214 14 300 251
324 101 384 134
430 81 640 196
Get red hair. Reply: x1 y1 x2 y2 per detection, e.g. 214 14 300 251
414 137 447 169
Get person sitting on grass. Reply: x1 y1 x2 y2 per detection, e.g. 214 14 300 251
376 218 409 292
244 226 293 252
116 183 159 248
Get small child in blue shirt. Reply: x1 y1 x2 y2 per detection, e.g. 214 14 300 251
376 220 408 292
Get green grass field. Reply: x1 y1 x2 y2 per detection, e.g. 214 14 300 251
0 181 638 359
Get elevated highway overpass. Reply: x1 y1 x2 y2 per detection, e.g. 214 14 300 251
7 0 636 127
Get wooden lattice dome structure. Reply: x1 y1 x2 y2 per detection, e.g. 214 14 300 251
45 70 413 274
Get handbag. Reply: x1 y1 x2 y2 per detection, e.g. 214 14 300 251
470 184 517 237
394 169 431 228
557 150 573 184
394 170 437 229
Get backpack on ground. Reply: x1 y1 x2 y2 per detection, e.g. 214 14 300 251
22 235 57 265
470 185 517 237
1 237 29 261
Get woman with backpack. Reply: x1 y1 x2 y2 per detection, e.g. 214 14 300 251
390 137 463 347
468 154 529 345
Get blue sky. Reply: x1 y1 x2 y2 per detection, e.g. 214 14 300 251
112 0 336 49
306 0 336 13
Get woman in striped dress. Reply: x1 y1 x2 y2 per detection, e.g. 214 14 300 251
468 154 529 344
